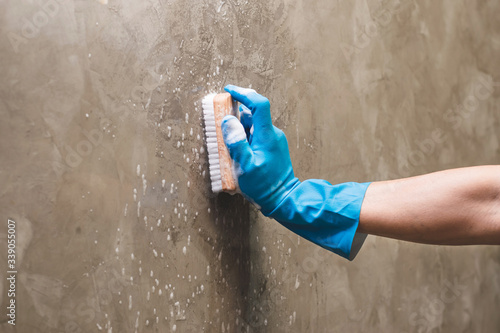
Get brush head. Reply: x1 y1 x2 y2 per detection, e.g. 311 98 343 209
202 92 238 193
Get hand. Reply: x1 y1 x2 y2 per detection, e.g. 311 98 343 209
221 84 370 260
221 85 300 214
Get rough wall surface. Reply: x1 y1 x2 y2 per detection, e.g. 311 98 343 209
1 0 499 332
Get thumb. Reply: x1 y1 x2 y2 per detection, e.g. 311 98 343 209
221 115 253 168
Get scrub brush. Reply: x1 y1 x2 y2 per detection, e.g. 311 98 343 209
202 92 238 193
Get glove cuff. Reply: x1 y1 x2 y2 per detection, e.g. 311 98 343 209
265 180 371 260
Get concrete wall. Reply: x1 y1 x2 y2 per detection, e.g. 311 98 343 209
1 0 499 332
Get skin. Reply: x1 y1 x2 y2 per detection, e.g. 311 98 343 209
358 165 500 245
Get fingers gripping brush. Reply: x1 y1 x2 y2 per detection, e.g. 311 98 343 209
202 93 238 193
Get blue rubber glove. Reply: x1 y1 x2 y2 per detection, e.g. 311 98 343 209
221 85 371 260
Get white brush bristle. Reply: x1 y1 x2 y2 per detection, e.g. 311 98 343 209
202 94 223 193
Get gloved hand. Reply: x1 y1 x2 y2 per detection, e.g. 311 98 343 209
221 84 371 260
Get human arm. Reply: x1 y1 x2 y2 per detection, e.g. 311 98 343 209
221 85 500 260
359 166 500 245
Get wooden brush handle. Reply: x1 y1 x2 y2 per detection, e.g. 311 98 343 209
213 93 238 192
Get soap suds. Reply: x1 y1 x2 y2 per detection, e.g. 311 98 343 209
222 116 246 145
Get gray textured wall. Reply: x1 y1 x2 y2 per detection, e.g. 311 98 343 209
1 0 500 332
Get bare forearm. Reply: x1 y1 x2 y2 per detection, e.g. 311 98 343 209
358 166 500 245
